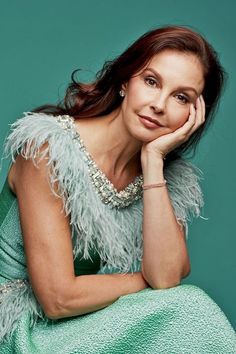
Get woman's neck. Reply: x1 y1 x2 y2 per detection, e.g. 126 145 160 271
74 108 143 181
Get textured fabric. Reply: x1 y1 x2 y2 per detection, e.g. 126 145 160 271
1 285 236 354
0 179 102 343
0 111 236 353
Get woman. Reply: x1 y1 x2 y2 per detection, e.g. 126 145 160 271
0 25 235 353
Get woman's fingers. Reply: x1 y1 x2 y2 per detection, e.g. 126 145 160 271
186 95 205 136
193 95 205 128
200 95 206 122
171 95 206 144
171 103 196 141
142 95 206 157
192 97 201 127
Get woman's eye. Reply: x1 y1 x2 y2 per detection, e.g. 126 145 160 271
144 77 158 87
176 94 189 104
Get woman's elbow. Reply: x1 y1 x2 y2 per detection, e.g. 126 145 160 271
43 296 67 320
45 309 60 320
142 268 187 290
43 279 83 320
39 285 73 320
151 267 191 290
152 278 182 290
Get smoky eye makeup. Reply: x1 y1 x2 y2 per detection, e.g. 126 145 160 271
142 68 198 104
143 68 199 99
144 76 158 86
176 94 189 104
143 69 159 79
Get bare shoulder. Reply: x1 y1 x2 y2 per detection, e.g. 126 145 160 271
7 141 50 195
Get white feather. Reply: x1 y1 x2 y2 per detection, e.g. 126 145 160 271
2 112 206 273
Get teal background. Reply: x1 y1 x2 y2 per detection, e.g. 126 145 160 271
0 1 235 329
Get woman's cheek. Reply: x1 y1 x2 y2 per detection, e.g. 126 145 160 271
169 108 190 130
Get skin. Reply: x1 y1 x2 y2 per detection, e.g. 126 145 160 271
71 49 207 287
73 49 206 189
5 49 208 320
121 49 205 160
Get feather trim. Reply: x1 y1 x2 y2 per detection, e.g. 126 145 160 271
164 158 205 239
2 112 205 275
0 112 206 341
0 280 51 343
2 112 143 274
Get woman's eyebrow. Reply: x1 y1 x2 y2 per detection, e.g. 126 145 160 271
144 67 198 96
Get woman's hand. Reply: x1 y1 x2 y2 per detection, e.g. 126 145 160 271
141 95 206 161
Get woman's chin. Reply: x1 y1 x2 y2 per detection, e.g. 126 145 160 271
131 128 166 143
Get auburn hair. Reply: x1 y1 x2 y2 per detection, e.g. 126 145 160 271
32 25 226 162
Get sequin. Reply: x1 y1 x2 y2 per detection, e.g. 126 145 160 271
55 115 144 208
1 112 236 351
0 279 28 300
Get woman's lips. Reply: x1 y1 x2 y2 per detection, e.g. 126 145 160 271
138 115 163 129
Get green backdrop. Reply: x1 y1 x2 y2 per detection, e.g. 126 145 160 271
0 1 235 329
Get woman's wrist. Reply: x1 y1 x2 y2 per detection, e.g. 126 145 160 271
141 151 164 168
141 153 165 183
141 149 165 163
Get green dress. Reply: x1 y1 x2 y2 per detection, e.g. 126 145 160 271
0 112 235 353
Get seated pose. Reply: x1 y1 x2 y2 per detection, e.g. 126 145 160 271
0 25 235 353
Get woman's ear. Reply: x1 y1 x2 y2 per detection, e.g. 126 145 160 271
121 82 128 92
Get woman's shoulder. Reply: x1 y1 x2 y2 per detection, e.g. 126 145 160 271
2 111 77 163
1 111 84 213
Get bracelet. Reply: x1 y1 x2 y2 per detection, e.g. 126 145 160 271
142 180 167 190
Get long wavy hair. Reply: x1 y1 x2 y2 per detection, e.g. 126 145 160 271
32 25 226 163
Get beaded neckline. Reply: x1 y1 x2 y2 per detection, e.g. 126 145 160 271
55 114 144 208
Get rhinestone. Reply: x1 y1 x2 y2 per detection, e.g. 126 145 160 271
56 115 144 208
0 279 28 297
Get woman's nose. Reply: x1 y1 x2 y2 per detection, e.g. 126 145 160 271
151 94 166 113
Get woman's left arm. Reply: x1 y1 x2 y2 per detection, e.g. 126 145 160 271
141 96 205 289
141 154 190 290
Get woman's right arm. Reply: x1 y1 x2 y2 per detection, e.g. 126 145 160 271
12 144 149 320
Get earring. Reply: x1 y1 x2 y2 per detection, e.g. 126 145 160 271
119 89 125 97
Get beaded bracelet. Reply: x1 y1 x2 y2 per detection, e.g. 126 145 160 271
142 180 167 190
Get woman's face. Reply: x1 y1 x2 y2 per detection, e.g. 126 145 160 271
120 49 205 142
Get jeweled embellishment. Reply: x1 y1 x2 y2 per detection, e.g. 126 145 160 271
56 114 76 130
0 279 28 302
55 115 144 208
87 161 143 208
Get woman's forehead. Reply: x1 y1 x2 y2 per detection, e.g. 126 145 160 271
146 50 202 70
136 50 205 91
